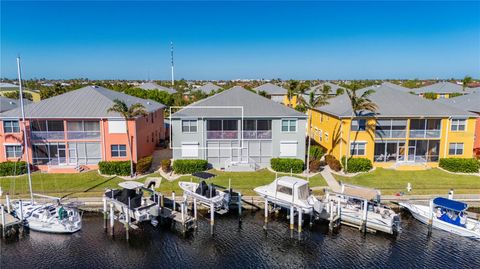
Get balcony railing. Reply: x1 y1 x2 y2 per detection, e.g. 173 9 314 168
207 131 238 140
67 131 101 140
375 130 407 139
242 130 272 139
409 130 441 139
31 131 65 140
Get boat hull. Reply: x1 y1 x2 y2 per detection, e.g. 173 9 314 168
400 202 480 240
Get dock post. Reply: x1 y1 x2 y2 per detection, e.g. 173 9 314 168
263 198 268 231
109 203 114 236
361 199 368 234
193 198 198 229
1 205 5 238
172 192 176 211
238 192 242 226
298 208 303 238
290 205 294 231
125 207 130 241
6 195 11 213
103 198 107 231
181 200 185 235
210 203 214 236
329 201 334 233
427 199 434 236
19 200 24 221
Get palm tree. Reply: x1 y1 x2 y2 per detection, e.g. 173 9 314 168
287 80 298 107
344 84 378 172
108 99 148 177
462 76 473 91
297 84 331 173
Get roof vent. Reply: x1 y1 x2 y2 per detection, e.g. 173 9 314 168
9 101 14 105
147 101 151 105
92 85 98 88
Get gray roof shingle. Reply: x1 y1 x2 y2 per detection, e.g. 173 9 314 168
314 84 477 118
0 82 19 89
307 82 344 95
138 82 176 94
196 82 222 94
436 91 480 113
0 85 165 119
412 81 464 94
254 83 288 95
0 97 31 113
172 86 306 118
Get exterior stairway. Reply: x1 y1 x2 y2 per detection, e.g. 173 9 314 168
224 158 259 172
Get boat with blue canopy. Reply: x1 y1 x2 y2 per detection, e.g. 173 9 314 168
400 197 480 240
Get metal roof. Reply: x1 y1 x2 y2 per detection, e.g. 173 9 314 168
436 91 480 113
313 84 477 118
0 96 31 113
0 85 165 119
172 86 307 118
412 81 464 94
254 83 288 95
138 82 177 94
196 82 222 94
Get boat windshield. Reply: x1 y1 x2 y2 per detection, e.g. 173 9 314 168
276 185 292 196
297 185 309 200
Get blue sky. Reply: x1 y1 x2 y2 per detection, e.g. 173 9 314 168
1 1 479 80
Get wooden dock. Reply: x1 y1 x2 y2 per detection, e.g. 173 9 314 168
1 205 23 238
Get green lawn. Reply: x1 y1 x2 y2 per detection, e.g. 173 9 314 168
0 171 127 198
0 169 328 198
334 168 480 195
156 169 327 196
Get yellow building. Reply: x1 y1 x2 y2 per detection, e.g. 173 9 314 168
254 83 299 107
308 84 477 170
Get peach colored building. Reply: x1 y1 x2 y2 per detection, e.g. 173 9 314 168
0 86 165 173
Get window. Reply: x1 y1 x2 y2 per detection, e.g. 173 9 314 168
31 120 47 131
111 144 127 157
449 143 464 155
351 119 366 131
451 119 466 131
350 142 366 156
32 143 67 165
5 145 22 158
281 119 297 132
47 120 64 131
409 119 441 138
3 120 20 133
207 120 222 131
182 120 197 133
375 119 407 138
276 185 292 195
68 142 101 164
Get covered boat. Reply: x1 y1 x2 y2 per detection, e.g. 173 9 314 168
178 181 230 211
253 176 323 214
400 197 480 240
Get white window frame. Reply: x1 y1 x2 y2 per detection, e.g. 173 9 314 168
111 144 127 158
3 120 20 133
450 119 466 132
350 142 367 156
281 119 297 133
182 120 198 133
448 143 464 155
5 144 22 158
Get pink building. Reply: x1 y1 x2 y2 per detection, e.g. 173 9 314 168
0 86 165 173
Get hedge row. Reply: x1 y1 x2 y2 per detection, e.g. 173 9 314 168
172 159 208 174
0 161 28 176
439 158 480 173
341 157 373 173
325 155 342 172
270 158 304 173
98 161 131 176
136 156 153 174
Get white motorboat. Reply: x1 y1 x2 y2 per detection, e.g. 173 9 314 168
253 176 323 214
105 181 160 226
400 197 480 240
178 181 230 211
322 184 401 234
13 200 82 234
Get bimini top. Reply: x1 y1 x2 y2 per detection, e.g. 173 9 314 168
433 197 468 212
118 181 144 190
277 176 309 188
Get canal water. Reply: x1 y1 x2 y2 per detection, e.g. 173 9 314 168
1 211 479 269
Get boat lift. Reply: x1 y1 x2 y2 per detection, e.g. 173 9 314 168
0 194 24 238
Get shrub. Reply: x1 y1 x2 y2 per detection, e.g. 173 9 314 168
341 157 373 173
270 158 304 173
161 159 171 172
325 155 342 172
423 92 437 100
309 145 325 161
0 161 28 176
439 158 480 173
136 156 153 174
172 159 208 174
309 159 322 172
98 161 131 176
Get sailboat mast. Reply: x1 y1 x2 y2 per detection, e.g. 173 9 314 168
16 57 34 203
170 41 174 86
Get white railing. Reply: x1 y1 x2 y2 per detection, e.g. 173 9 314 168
224 157 259 171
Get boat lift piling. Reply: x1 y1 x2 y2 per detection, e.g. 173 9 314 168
427 199 434 236
263 198 268 231
361 199 368 234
